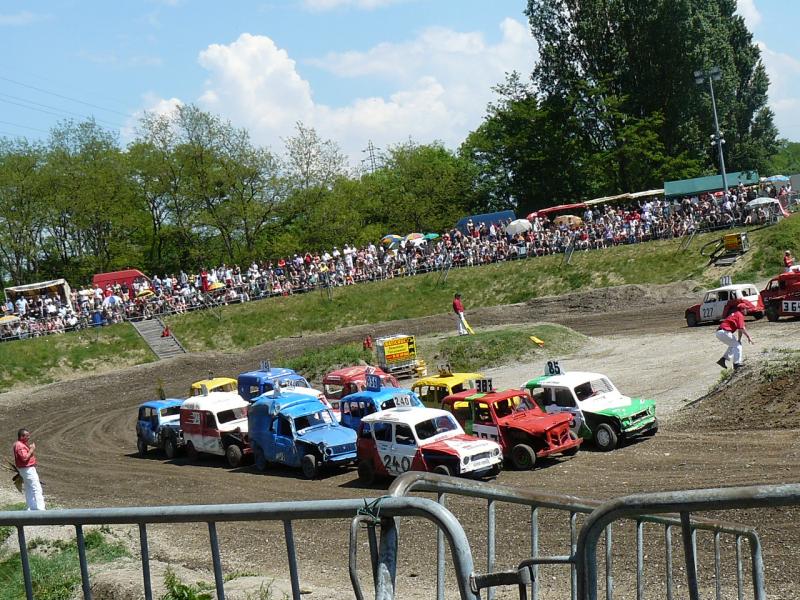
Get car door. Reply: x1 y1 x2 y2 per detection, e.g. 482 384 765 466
711 290 729 320
544 387 584 433
472 401 499 442
202 411 220 454
137 407 155 444
386 424 417 476
266 416 298 466
373 422 395 474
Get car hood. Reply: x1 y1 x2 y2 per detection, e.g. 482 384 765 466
297 426 356 446
219 418 249 434
582 393 655 417
424 434 499 457
498 410 572 433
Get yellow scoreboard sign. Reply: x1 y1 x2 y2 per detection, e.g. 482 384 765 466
382 336 416 363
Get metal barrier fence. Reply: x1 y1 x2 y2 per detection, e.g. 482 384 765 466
389 472 775 600
0 496 480 600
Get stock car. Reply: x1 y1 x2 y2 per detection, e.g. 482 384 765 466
322 366 399 402
411 367 485 408
356 406 503 483
248 390 357 479
135 398 184 458
524 363 657 451
441 383 581 469
339 385 423 431
190 376 238 396
684 283 764 327
179 391 250 467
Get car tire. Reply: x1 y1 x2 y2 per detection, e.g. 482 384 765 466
510 444 536 470
643 418 659 437
164 436 177 460
563 431 580 457
136 437 147 457
686 312 698 327
752 311 764 321
357 459 375 484
432 464 451 477
766 304 780 322
594 424 618 452
302 454 318 480
186 441 199 461
253 443 266 472
225 444 243 468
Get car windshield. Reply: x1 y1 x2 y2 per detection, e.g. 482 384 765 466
294 410 333 433
415 415 458 440
217 406 247 424
277 377 309 388
492 395 526 416
160 406 180 418
324 383 344 397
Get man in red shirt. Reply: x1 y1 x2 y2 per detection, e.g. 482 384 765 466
453 293 468 335
715 304 754 370
785 250 794 272
13 428 45 510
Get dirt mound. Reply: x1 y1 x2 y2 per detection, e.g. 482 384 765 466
527 281 700 314
675 356 800 431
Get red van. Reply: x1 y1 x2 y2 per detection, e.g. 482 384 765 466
92 269 151 292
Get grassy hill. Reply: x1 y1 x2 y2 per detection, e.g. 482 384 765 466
0 217 797 392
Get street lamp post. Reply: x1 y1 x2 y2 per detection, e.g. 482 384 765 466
694 66 728 194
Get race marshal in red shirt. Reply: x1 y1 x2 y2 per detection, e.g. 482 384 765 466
13 428 45 510
715 303 754 371
453 293 468 335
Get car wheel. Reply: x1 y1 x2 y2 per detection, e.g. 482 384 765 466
253 443 266 472
357 459 375 484
301 454 318 479
186 441 199 461
594 424 618 451
643 418 659 437
752 311 764 321
432 464 451 476
766 304 780 322
510 444 536 470
686 312 698 327
563 431 580 457
136 437 147 457
164 436 177 460
225 444 243 468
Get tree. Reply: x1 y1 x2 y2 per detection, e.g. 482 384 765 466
768 140 800 176
525 0 778 183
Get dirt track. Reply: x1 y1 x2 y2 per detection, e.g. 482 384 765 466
2 282 800 598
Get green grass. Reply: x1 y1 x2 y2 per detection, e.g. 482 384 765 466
426 324 587 372
0 530 129 600
0 503 27 547
281 343 374 381
0 323 154 393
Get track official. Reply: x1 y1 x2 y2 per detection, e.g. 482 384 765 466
13 429 45 511
715 304 753 371
453 293 468 335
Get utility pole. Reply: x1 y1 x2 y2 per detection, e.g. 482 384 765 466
694 66 728 193
362 140 379 173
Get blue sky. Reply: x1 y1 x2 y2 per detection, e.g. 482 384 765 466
0 0 798 165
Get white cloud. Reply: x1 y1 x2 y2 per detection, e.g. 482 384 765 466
0 11 50 26
164 19 536 163
736 0 761 30
756 41 800 140
121 94 182 142
302 0 407 11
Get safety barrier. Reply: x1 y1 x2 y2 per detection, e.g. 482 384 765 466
389 472 779 600
0 496 480 600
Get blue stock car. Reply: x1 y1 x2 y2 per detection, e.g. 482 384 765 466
136 399 184 459
248 391 357 479
238 364 312 401
339 386 424 431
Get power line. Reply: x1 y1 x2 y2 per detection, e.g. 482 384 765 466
0 74 131 118
0 119 49 134
0 93 125 129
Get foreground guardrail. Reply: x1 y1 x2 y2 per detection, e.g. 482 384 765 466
0 496 479 600
390 472 773 600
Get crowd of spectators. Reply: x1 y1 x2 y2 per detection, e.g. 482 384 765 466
1 184 795 342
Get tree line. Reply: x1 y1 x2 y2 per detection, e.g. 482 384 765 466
0 0 787 287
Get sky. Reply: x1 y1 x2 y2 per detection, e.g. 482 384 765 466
0 0 798 167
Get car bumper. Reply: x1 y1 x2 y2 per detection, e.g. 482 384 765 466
461 456 503 476
322 452 357 465
622 416 657 437
535 437 582 458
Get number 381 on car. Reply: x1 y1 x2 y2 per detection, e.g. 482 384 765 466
355 406 503 483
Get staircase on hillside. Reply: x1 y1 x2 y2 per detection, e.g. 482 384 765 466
131 318 186 360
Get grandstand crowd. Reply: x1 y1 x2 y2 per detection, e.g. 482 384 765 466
1 185 794 342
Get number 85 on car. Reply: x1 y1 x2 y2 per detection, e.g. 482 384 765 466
355 406 503 484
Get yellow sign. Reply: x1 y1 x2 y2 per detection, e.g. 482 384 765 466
383 336 416 363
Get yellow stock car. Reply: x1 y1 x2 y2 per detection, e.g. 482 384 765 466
190 376 238 396
411 368 485 408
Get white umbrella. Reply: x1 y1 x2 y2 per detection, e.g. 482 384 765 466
745 197 779 209
505 218 533 236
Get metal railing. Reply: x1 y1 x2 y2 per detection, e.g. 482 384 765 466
389 472 771 600
0 496 480 600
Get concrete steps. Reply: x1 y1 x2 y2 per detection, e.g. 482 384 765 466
131 318 186 360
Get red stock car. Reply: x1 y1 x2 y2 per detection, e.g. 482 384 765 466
322 366 399 402
441 387 581 470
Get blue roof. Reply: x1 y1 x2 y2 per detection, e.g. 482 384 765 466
346 387 421 405
251 391 327 417
239 367 304 382
140 398 184 410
